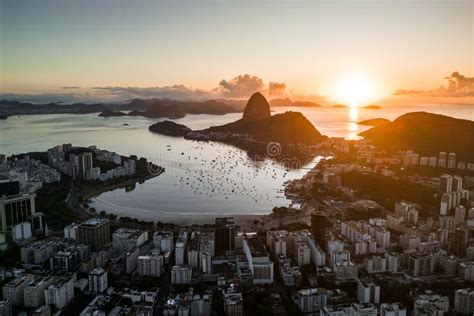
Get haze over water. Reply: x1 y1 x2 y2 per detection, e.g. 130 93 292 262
1 104 473 221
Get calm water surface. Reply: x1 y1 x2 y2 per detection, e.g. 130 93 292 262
1 104 473 220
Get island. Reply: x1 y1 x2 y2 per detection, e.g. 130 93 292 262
269 97 321 107
98 109 127 117
363 104 381 110
357 118 391 126
332 104 348 108
149 120 192 136
359 111 474 161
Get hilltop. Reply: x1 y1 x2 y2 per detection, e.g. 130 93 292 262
149 120 192 136
148 92 326 161
357 118 391 126
359 112 474 161
196 92 325 145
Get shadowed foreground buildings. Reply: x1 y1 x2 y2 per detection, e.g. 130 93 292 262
1 159 474 314
214 217 236 257
311 211 331 250
0 193 44 245
76 218 111 252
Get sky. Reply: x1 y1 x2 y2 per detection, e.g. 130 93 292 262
0 0 473 104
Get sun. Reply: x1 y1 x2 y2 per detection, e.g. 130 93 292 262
335 76 375 107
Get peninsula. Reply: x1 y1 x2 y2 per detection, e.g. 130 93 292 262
149 92 327 161
359 111 474 161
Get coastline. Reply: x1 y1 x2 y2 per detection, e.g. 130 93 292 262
88 155 325 227
80 171 164 200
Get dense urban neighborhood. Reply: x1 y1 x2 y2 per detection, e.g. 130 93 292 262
0 138 473 315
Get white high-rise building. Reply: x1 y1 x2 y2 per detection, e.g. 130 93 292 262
153 231 173 252
2 274 35 306
351 303 377 316
79 152 93 180
63 223 78 240
380 303 407 316
138 250 164 277
88 267 108 293
293 288 329 314
448 152 457 169
365 255 387 274
24 276 55 308
357 279 380 304
413 293 449 316
187 232 200 268
454 288 474 315
44 275 75 310
112 228 148 251
175 231 188 266
171 265 192 284
438 152 447 168
455 206 467 225
452 175 463 191
243 233 274 284
439 174 452 194
266 230 288 257
198 233 214 274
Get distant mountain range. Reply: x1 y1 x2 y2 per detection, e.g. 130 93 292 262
0 100 108 116
359 112 474 161
0 98 240 118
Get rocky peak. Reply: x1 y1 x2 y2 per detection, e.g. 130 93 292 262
242 92 271 120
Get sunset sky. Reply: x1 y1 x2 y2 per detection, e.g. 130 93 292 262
0 0 472 104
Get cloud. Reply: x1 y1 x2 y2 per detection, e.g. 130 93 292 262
394 72 474 97
443 72 474 96
0 92 95 104
219 74 265 98
92 85 215 101
1 74 287 103
393 89 425 96
268 82 286 95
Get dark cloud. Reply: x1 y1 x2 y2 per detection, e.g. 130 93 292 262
268 82 286 95
219 74 265 98
394 72 474 97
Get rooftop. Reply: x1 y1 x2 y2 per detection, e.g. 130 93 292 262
80 218 108 228
244 234 267 257
113 228 144 239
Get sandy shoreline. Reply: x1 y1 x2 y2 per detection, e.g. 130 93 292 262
90 195 265 225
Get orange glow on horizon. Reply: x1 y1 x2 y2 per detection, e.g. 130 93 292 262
334 75 376 107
